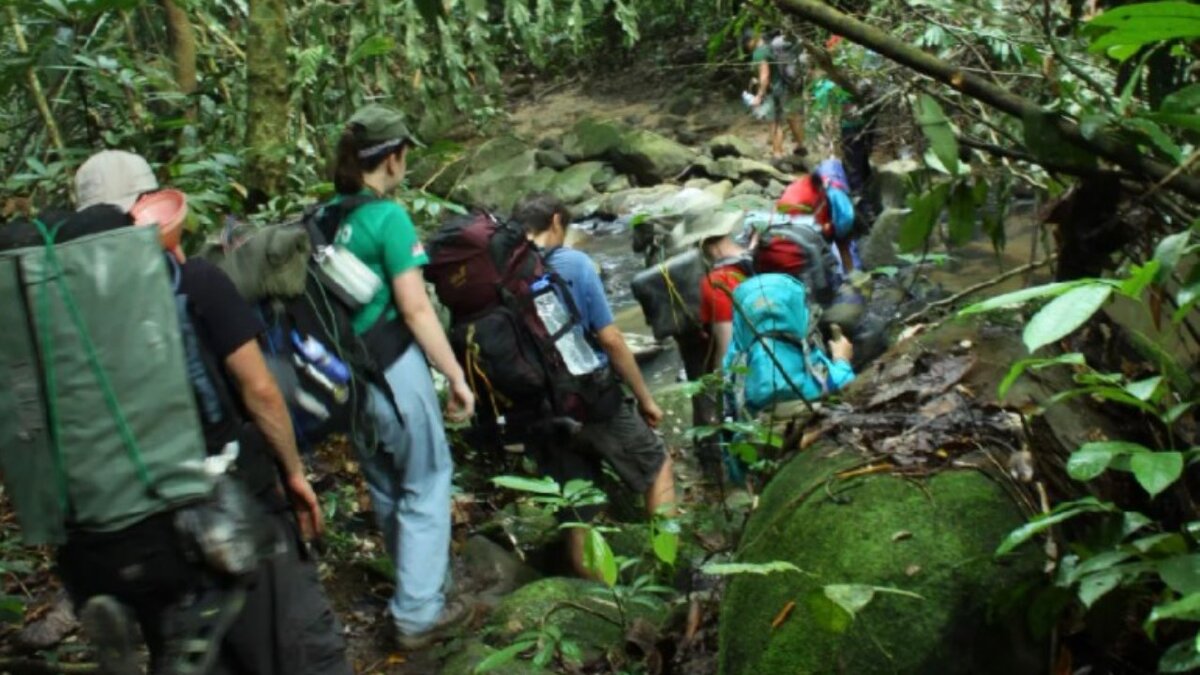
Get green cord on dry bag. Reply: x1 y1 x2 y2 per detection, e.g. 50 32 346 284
32 219 157 509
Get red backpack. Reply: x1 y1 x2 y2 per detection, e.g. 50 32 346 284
424 214 621 438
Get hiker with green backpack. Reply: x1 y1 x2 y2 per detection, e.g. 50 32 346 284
744 29 807 159
328 105 476 649
0 150 352 675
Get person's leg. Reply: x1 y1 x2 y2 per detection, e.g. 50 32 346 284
357 383 404 580
218 510 351 675
584 398 674 519
378 346 455 637
674 330 720 477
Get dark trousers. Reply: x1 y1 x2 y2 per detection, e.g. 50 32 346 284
58 505 351 675
674 329 721 475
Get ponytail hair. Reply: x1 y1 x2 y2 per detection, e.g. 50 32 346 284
331 122 408 195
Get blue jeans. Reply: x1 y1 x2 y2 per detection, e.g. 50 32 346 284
357 345 452 635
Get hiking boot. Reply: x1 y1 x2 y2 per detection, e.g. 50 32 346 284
80 595 140 675
393 599 475 651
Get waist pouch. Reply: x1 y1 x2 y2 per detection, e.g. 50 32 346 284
361 317 414 371
571 367 624 424
174 475 279 581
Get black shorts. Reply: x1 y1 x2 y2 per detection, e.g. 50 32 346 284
531 397 667 520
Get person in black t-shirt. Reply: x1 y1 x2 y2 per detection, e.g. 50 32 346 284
61 151 352 675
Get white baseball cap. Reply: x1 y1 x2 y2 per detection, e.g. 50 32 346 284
75 150 159 212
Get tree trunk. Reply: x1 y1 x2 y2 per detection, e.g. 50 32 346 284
158 0 197 111
7 6 65 153
244 0 289 208
772 0 1200 202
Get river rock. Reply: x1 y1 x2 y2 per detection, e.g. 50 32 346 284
722 194 775 213
684 177 715 190
474 135 532 169
488 577 668 662
720 448 1042 675
463 534 541 602
704 180 734 201
730 180 765 198
707 157 791 185
454 150 539 214
602 174 631 193
562 118 625 162
872 158 925 209
707 134 759 159
598 185 682 218
549 161 607 205
612 129 699 184
535 149 571 170
766 179 788 199
860 207 905 269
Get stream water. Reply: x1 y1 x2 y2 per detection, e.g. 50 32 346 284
567 199 1051 393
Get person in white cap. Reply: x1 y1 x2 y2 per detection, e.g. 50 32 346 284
62 151 352 675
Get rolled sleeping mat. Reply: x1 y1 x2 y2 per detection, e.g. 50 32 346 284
631 249 705 342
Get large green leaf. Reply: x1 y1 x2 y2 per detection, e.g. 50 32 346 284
583 528 617 587
998 352 1086 400
1023 284 1113 352
1160 638 1200 674
1130 452 1183 498
1159 555 1200 595
701 561 808 577
1121 118 1183 163
946 181 976 246
823 584 876 615
1148 593 1200 628
913 94 960 175
898 183 950 253
1068 441 1152 481
1088 2 1200 54
474 640 536 673
997 498 1118 556
491 475 562 495
1077 569 1124 608
1154 231 1192 282
347 34 397 66
959 281 1081 316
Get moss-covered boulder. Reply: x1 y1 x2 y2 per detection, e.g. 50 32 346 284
488 577 668 662
562 118 625 162
548 161 608 205
720 448 1042 675
706 157 791 185
612 129 699 184
707 134 759 159
454 151 539 214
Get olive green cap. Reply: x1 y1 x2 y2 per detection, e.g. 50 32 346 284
347 104 424 148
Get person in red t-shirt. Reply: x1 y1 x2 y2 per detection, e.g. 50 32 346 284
778 169 857 272
687 212 753 362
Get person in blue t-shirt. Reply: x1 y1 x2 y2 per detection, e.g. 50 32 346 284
513 193 677 580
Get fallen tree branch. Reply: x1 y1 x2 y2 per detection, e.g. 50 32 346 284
903 255 1059 325
772 0 1200 202
0 659 99 674
959 136 1133 180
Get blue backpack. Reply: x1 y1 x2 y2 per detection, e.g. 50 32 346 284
722 274 855 413
816 158 856 239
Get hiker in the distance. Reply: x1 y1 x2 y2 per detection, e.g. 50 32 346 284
514 193 677 579
745 29 807 159
329 104 476 649
63 150 351 675
778 158 859 273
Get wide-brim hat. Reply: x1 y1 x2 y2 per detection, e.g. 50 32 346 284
675 210 745 250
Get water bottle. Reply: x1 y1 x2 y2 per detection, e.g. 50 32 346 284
292 332 350 385
741 91 756 108
530 278 602 376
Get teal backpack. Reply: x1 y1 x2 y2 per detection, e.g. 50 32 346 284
722 273 854 413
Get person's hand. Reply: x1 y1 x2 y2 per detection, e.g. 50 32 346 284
284 471 323 541
639 397 664 428
751 94 764 108
446 378 475 423
828 333 854 364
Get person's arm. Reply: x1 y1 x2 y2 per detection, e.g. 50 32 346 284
753 59 771 106
595 325 662 427
391 269 475 421
712 321 733 364
224 340 323 539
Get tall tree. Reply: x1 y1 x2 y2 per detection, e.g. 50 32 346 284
159 0 197 110
245 0 289 207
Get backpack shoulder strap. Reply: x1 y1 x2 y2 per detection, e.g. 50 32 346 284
311 194 382 247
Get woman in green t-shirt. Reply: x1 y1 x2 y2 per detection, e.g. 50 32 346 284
330 105 474 649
